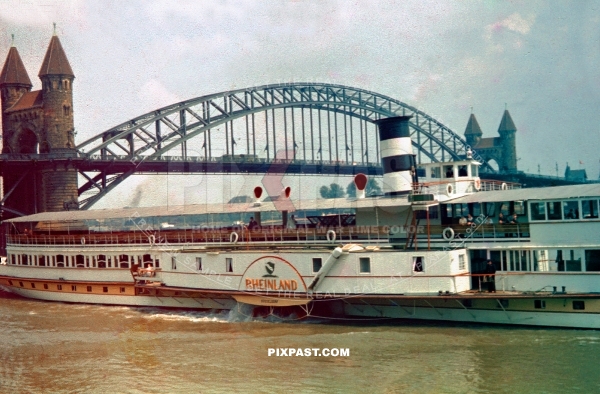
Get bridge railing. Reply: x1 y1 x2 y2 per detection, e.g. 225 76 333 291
0 152 80 160
0 151 381 169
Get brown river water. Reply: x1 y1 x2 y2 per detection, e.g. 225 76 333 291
0 289 599 394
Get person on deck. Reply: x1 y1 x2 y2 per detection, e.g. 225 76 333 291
287 214 297 229
509 213 518 224
248 217 258 230
498 213 505 224
466 214 474 225
485 260 496 293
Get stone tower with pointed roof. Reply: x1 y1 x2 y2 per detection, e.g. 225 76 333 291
463 110 518 173
0 32 78 216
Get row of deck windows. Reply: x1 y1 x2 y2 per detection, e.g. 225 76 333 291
462 299 585 310
8 254 160 269
423 164 478 179
9 280 127 294
530 199 599 221
474 249 600 272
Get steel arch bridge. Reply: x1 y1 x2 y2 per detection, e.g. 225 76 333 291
75 82 488 209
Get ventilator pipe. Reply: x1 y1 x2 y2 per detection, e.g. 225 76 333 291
307 247 343 292
253 186 263 206
354 173 367 199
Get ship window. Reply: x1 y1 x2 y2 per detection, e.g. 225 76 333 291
498 299 509 308
103 287 108 293
312 258 322 273
585 250 600 272
546 202 562 220
98 254 107 268
87 286 92 292
120 287 126 293
562 201 579 220
10 255 15 265
521 250 530 271
56 255 65 267
462 299 472 308
119 255 129 269
470 164 478 177
472 203 482 217
498 202 510 216
75 255 85 268
530 202 546 221
513 201 525 216
573 301 585 310
155 258 160 268
171 256 177 270
582 199 598 219
534 300 546 309
57 284 62 290
430 167 441 178
143 254 152 265
8 280 13 286
444 165 454 178
196 257 202 271
483 202 496 217
416 206 439 220
43 284 48 290
359 257 371 273
21 254 28 265
39 256 46 267
413 256 424 272
458 165 468 177
458 254 466 270
226 258 233 273
71 285 77 291
19 281 23 287
31 283 35 289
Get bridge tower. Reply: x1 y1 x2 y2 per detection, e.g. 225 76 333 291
463 110 517 173
0 31 78 218
497 109 517 172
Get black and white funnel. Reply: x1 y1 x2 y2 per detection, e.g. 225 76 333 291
375 116 415 196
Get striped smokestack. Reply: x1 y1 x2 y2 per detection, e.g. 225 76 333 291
375 116 415 196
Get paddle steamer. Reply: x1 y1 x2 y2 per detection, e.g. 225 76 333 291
1 116 599 328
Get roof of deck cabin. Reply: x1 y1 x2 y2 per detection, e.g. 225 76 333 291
6 195 412 223
447 183 600 204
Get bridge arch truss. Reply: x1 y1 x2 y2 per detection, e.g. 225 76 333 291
76 83 487 208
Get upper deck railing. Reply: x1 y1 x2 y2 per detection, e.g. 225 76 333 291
6 221 530 248
412 179 521 195
6 226 391 248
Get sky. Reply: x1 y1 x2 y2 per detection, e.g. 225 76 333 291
1 0 599 208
